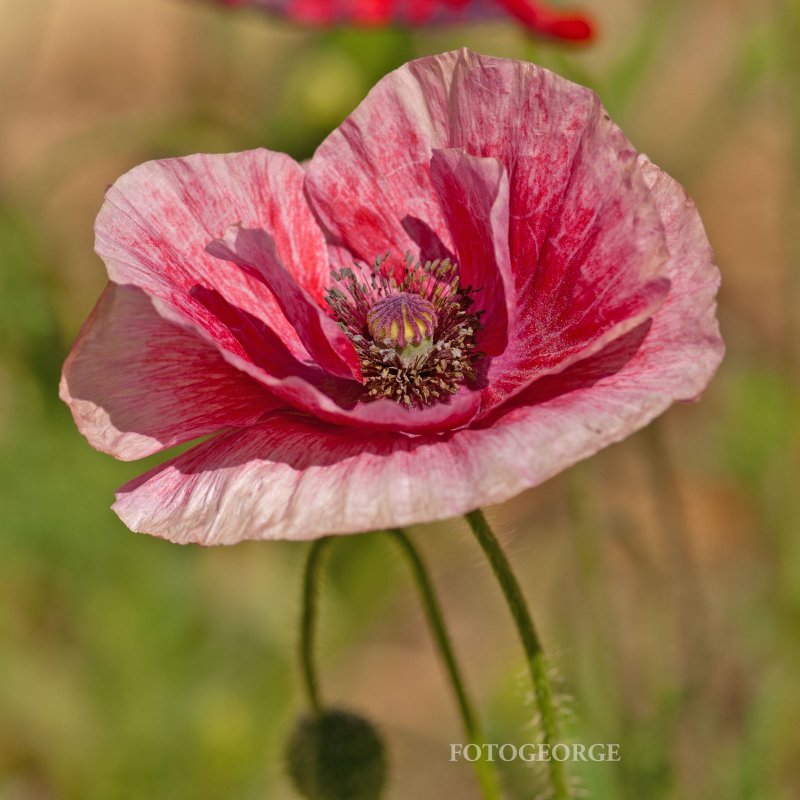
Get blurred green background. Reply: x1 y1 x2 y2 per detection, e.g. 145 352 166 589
1 0 799 797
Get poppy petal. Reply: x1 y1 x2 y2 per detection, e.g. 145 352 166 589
60 283 282 461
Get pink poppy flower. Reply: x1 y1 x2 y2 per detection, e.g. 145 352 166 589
213 0 594 41
61 50 723 545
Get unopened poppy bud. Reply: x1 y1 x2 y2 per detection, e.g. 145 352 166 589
367 292 437 364
285 709 387 800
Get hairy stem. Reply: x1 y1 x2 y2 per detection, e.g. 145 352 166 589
465 509 569 800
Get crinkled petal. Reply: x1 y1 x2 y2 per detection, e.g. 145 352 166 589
113 156 722 543
444 51 673 411
111 412 503 544
95 149 328 366
429 149 513 356
59 283 282 461
634 156 724 397
305 50 460 273
206 225 362 380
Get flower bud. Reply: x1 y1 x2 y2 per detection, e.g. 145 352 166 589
285 709 387 800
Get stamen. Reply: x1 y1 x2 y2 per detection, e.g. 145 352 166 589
325 254 482 408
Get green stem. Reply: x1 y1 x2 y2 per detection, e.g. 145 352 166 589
300 537 331 714
388 529 503 800
465 509 569 800
298 531 503 799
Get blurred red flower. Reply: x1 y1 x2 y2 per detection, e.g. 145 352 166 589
215 0 594 41
61 50 722 544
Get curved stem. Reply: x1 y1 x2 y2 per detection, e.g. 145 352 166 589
299 537 331 714
388 529 503 800
465 509 569 800
298 532 504 799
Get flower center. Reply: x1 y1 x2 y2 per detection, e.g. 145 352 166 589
325 254 482 409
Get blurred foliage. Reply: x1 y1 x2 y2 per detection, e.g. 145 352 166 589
0 204 62 393
1 0 799 798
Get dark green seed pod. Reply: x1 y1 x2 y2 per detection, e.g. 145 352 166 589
285 709 387 800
